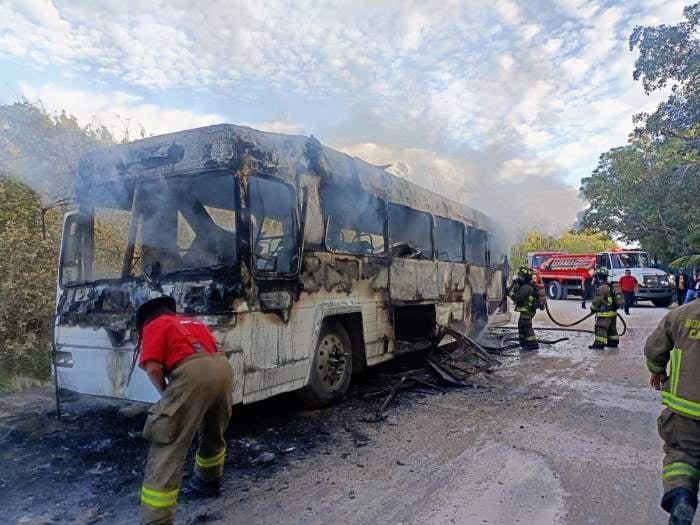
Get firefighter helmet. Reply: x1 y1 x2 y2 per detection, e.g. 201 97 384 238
516 266 533 281
595 268 609 281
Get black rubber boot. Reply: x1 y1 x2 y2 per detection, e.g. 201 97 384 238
182 476 221 499
588 343 605 350
662 488 697 525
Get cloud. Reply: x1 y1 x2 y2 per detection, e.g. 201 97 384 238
335 141 582 242
0 0 692 233
18 82 223 140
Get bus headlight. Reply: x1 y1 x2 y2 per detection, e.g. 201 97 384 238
54 351 74 368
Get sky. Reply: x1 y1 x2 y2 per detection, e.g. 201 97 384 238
0 0 690 236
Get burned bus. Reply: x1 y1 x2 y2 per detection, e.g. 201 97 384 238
54 124 509 406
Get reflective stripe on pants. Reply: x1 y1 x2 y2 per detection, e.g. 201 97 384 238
141 485 179 508
658 408 700 495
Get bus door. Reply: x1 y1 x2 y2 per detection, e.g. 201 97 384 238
245 175 303 393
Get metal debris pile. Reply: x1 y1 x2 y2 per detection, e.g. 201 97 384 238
426 325 501 385
357 324 504 420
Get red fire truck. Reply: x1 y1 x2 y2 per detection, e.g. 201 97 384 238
527 250 674 307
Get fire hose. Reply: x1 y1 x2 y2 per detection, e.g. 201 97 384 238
499 301 628 337
543 300 628 337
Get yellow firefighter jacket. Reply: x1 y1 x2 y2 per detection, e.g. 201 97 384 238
645 300 700 419
591 283 618 318
509 281 546 314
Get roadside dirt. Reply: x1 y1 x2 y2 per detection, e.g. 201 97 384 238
0 300 682 524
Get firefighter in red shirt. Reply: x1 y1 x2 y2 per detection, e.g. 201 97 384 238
135 296 234 525
618 269 639 315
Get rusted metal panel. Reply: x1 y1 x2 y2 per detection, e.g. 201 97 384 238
389 258 439 302
426 325 500 385
435 302 465 326
486 268 504 301
468 265 487 294
437 261 466 300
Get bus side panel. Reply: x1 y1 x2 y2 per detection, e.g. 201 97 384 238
389 258 439 302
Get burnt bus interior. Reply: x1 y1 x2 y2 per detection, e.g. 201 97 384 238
61 171 300 285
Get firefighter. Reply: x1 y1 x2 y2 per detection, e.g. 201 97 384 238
645 299 700 525
136 296 234 525
508 267 545 350
588 268 620 350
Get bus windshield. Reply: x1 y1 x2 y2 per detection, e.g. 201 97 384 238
63 172 239 284
609 252 651 269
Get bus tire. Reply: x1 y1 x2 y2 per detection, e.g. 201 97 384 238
299 320 353 408
651 297 672 308
546 281 563 300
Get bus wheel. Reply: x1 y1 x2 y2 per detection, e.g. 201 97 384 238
299 321 353 408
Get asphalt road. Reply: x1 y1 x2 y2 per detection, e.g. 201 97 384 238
0 298 687 524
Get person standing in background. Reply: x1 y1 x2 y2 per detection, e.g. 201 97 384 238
581 266 595 309
588 269 620 349
684 268 700 304
677 272 688 306
618 269 639 315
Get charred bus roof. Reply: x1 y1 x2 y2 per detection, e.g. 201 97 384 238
77 123 491 229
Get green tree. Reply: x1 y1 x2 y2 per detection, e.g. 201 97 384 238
0 179 62 380
0 102 114 383
0 102 113 203
670 232 700 268
580 4 700 263
580 140 698 261
630 2 699 151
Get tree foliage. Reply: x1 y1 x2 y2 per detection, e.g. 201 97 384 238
510 229 618 271
630 2 699 146
670 232 700 268
0 101 113 203
581 4 700 263
0 102 113 380
0 179 63 378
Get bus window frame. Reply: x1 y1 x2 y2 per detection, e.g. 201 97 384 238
321 186 388 257
246 172 301 281
387 202 435 261
434 215 465 263
60 169 244 287
465 225 488 266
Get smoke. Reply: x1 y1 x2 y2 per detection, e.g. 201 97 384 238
0 101 108 205
334 141 582 259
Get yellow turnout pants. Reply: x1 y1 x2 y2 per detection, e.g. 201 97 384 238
141 353 234 525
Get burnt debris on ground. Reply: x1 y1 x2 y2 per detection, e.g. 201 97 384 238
0 328 526 523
